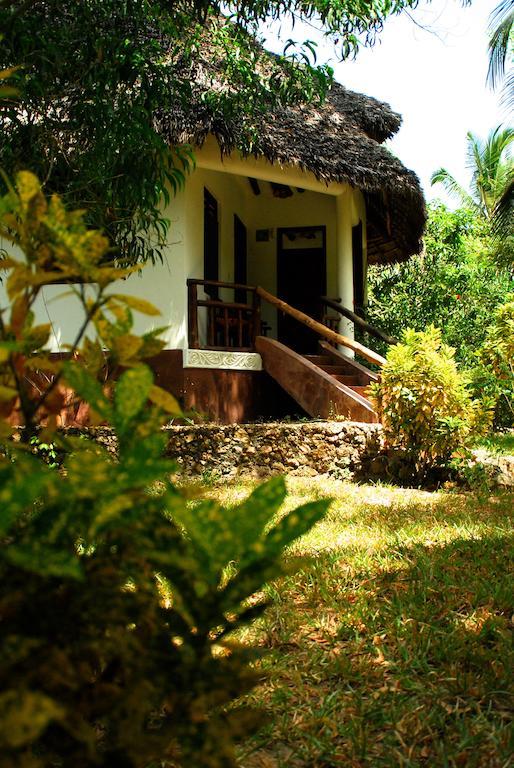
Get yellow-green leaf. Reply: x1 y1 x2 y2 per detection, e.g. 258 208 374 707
114 364 153 431
62 362 111 419
0 689 64 748
111 294 161 316
0 385 17 401
111 334 143 363
0 66 21 81
25 355 60 374
27 324 51 350
16 171 41 208
149 385 182 415
6 266 30 299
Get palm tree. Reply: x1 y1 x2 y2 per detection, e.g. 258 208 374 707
430 126 514 220
487 0 513 112
487 1 514 236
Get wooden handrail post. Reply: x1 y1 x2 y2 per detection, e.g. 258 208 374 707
252 290 261 349
188 281 199 349
223 307 229 348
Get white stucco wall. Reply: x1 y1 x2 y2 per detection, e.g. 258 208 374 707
244 189 338 335
182 166 250 290
0 189 189 351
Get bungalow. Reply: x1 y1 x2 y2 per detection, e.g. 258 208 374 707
20 70 426 424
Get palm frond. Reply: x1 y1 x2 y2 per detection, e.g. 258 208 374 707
465 131 485 207
500 67 514 112
465 127 514 216
487 0 514 89
430 168 477 210
492 175 514 236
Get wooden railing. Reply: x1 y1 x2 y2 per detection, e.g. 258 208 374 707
187 279 386 367
320 296 398 347
256 287 386 367
187 278 261 351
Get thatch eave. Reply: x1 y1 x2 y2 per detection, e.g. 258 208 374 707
155 69 426 264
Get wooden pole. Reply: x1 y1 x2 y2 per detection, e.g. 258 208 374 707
252 290 261 348
256 286 386 367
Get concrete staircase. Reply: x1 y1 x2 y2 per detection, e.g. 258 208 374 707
256 338 379 422
303 343 377 404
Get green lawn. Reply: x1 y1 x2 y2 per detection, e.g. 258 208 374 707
213 479 514 768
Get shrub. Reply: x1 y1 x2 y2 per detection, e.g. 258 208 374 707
369 326 492 477
0 173 329 767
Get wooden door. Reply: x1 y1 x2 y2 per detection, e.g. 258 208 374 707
277 226 326 353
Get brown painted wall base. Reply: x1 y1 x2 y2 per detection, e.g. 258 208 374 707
147 349 306 424
20 349 302 427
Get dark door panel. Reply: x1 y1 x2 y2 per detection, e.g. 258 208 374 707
204 188 219 298
277 226 326 353
234 215 247 304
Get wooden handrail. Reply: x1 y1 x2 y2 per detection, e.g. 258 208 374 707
187 278 257 292
320 296 398 347
196 299 253 311
256 286 386 367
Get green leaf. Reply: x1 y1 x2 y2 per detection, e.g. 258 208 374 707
264 499 331 557
0 340 21 362
171 477 287 576
231 476 288 562
5 544 83 580
62 362 111 419
114 364 153 433
0 458 51 535
89 493 135 534
0 689 65 748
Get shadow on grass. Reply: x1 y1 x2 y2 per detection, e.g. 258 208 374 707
240 530 514 768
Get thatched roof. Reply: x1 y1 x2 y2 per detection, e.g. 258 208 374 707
156 44 426 264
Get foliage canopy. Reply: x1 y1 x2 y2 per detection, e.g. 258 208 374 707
367 202 513 366
0 0 420 264
475 295 514 426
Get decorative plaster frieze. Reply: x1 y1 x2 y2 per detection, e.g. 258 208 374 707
183 349 263 371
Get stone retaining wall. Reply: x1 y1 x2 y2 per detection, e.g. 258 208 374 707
63 423 514 486
165 421 383 480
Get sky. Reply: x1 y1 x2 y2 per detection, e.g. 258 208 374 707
261 0 508 205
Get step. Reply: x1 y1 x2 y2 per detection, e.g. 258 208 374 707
321 365 371 384
332 374 361 386
303 354 332 366
317 365 351 375
349 385 371 398
257 336 378 422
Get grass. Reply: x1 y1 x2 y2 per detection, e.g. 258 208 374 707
474 432 514 457
213 479 514 768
